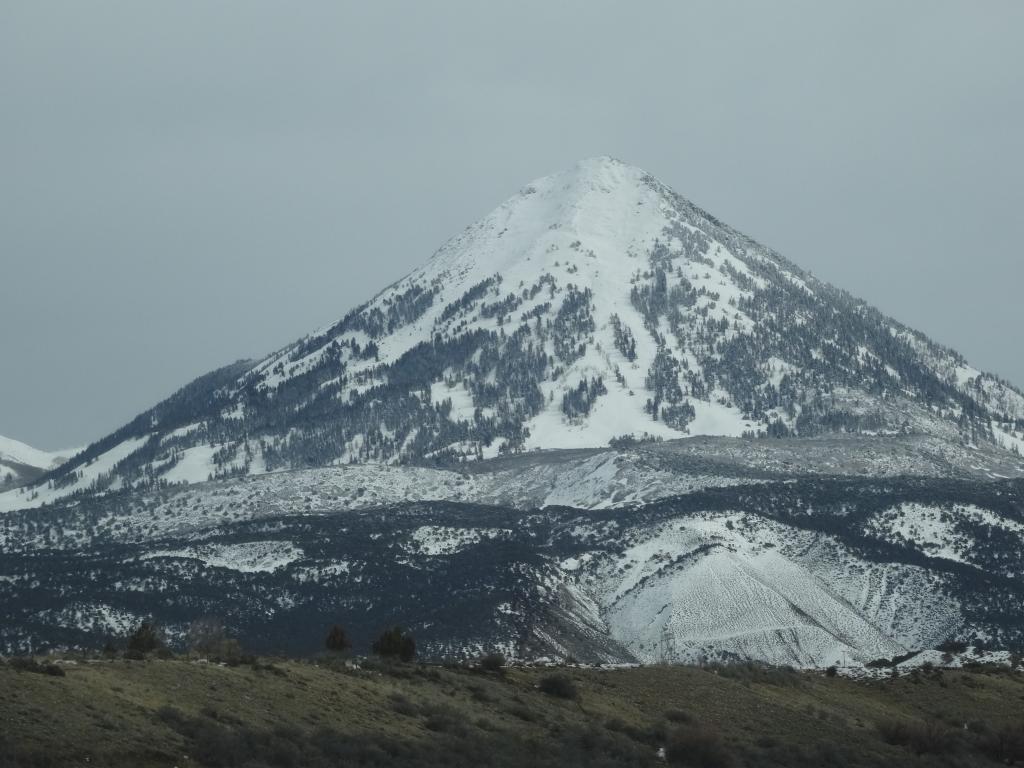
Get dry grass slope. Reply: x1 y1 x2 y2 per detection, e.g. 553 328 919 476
2 657 1024 767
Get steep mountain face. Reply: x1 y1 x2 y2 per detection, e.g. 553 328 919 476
5 156 1023 511
0 435 77 492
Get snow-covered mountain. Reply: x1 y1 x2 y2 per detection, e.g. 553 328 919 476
5 157 1024 668
0 434 77 491
6 156 1022 512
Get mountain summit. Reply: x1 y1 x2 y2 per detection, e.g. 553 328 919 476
5 158 1024 509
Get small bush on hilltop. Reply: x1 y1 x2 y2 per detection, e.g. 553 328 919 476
186 617 249 664
325 624 351 654
709 662 802 688
187 617 226 654
371 626 416 662
126 621 164 656
7 657 65 677
478 652 506 674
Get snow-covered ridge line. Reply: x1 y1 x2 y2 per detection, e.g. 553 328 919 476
4 428 1024 519
0 434 81 492
0 434 79 471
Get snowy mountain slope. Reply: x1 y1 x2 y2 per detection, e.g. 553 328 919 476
6 431 1023 525
7 157 1024 511
3 474 1019 665
0 434 78 491
580 513 954 667
863 501 1024 571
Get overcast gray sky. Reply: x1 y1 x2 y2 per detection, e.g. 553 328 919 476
1 1 1022 450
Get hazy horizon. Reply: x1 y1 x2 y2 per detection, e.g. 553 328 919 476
2 1 1023 450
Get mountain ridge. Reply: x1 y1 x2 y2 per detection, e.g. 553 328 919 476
4 156 1023 512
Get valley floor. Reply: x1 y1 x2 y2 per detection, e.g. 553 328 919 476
3 656 1024 767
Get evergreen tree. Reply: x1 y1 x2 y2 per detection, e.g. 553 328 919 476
325 624 351 653
372 626 416 662
126 621 164 654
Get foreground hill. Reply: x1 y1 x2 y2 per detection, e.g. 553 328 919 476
4 655 1024 768
6 156 1024 511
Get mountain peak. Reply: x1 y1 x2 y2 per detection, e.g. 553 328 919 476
421 156 668 286
5 158 1024 510
554 154 640 184
521 155 649 201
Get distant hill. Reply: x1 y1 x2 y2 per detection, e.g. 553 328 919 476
0 434 78 492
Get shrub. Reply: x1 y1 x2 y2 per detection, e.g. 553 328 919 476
8 657 65 677
388 692 419 717
825 665 838 678
664 708 693 724
371 626 415 662
184 617 247 664
665 724 734 767
126 621 164 655
876 719 911 746
468 683 496 703
937 637 969 654
8 657 36 672
973 722 1024 763
187 617 226 655
479 652 506 674
876 719 957 755
156 705 187 728
604 718 666 747
422 707 467 737
910 721 957 755
219 640 251 665
325 624 351 654
538 673 579 700
101 639 119 659
508 701 540 722
710 662 802 687
189 720 244 767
